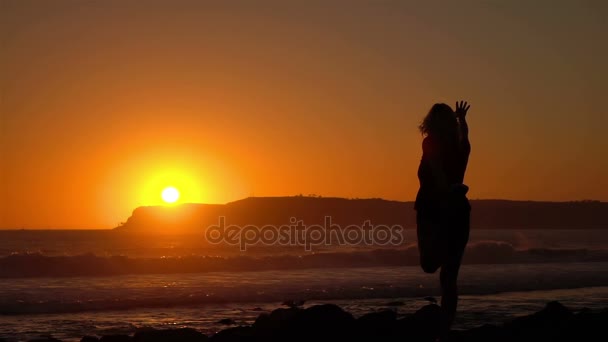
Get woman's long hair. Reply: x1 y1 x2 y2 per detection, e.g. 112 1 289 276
419 103 459 147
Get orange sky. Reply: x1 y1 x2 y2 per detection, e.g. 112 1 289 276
1 1 607 228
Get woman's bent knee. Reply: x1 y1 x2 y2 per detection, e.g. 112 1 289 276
421 260 440 274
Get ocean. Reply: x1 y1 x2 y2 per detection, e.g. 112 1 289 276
0 229 607 341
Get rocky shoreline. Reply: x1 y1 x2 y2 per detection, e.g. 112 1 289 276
8 301 607 342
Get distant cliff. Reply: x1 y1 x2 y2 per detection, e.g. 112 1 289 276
114 197 608 231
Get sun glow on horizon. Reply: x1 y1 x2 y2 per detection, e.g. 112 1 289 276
98 147 250 227
161 186 180 204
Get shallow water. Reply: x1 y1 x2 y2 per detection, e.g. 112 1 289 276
1 286 607 342
1 229 607 341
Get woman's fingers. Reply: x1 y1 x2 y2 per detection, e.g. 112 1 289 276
456 101 468 112
455 101 470 118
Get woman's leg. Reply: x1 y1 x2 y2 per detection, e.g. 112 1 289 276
417 211 442 274
440 206 470 333
440 254 463 329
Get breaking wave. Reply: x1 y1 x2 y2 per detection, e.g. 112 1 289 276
1 242 606 278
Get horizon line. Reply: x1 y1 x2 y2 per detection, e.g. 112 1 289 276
1 196 605 230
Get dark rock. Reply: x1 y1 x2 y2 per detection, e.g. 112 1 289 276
295 303 355 327
289 304 355 339
453 324 504 342
508 301 573 328
356 310 398 338
216 319 236 325
252 313 271 329
81 337 100 342
252 304 355 340
252 307 300 335
397 304 442 342
251 307 264 311
504 301 573 341
268 307 300 322
99 335 131 342
209 326 253 342
558 307 608 342
133 328 207 342
27 338 62 342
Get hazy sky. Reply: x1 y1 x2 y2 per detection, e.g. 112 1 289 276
1 0 607 228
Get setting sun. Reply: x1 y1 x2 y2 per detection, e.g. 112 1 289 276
161 187 180 204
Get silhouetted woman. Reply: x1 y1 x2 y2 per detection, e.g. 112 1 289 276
415 101 471 336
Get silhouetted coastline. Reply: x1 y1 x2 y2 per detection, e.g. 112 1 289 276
115 197 608 232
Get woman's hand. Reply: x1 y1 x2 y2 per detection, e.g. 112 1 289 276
455 101 470 119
